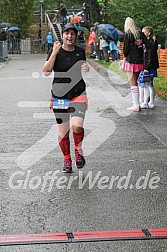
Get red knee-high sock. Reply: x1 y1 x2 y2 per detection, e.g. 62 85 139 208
73 129 84 150
58 133 71 159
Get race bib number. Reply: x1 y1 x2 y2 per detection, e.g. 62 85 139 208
52 98 70 109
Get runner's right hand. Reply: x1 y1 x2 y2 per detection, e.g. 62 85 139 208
52 41 62 55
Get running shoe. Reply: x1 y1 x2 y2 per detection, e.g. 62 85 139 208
63 158 73 173
75 149 85 169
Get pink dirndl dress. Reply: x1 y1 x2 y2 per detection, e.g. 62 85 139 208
124 62 144 72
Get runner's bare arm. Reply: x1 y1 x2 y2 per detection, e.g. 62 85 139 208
42 41 62 76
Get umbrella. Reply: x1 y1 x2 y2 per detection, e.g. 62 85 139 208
0 22 11 28
116 29 124 36
8 26 20 31
98 24 118 41
71 16 82 24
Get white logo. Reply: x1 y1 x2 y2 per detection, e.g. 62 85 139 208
8 170 160 192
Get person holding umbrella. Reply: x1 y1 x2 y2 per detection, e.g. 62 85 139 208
98 24 118 42
8 31 15 54
7 26 21 54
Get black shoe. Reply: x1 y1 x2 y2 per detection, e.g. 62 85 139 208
63 158 73 173
75 149 85 169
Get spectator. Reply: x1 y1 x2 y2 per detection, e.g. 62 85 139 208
139 26 159 109
88 27 96 56
109 40 119 61
15 31 21 54
116 40 121 60
98 37 103 60
59 3 67 27
123 17 151 112
46 31 53 53
8 31 15 54
94 22 101 60
78 31 86 49
0 30 7 41
101 34 109 62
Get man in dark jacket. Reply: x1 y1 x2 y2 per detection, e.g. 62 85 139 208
60 3 67 26
0 30 6 41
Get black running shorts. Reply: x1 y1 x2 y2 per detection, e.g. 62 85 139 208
53 102 87 124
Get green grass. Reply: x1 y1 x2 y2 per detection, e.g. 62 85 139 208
154 74 167 100
96 59 167 100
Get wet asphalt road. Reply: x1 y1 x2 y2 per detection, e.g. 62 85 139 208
0 55 166 252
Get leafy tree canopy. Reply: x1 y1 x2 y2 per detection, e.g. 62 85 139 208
0 0 34 37
108 0 167 47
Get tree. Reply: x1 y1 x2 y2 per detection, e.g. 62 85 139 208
108 0 167 47
0 0 34 37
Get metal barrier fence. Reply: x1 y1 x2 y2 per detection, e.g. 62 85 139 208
0 41 8 60
21 39 31 53
0 39 47 58
30 39 46 54
0 39 86 58
8 38 32 54
8 39 22 54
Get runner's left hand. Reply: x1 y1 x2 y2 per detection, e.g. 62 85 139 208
81 62 89 72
